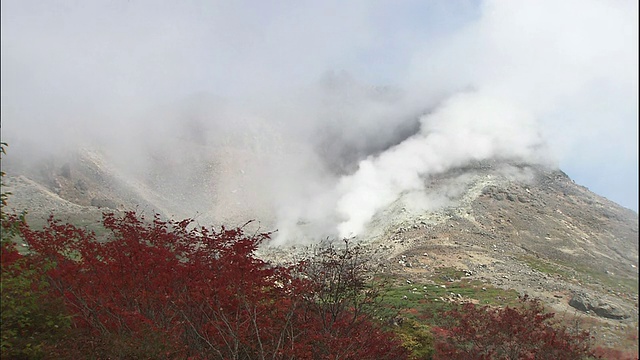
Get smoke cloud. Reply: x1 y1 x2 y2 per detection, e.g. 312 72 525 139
335 91 545 238
1 0 637 244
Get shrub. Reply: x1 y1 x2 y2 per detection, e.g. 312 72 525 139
432 296 596 360
11 211 407 359
1 143 71 359
394 318 435 359
299 240 409 359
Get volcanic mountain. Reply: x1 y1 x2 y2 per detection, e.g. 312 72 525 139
2 148 638 352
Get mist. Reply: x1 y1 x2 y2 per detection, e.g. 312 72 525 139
1 0 637 244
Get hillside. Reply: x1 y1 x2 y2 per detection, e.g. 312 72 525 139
2 150 638 353
363 161 638 351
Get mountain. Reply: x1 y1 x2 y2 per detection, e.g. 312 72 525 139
2 149 638 352
364 161 638 348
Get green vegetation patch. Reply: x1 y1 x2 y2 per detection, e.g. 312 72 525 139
393 318 435 360
380 277 520 325
520 255 638 295
24 212 112 241
519 255 573 278
570 262 639 295
431 266 467 283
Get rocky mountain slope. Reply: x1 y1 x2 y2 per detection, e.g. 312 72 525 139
2 150 638 352
361 161 638 350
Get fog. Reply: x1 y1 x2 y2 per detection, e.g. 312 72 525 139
1 0 637 243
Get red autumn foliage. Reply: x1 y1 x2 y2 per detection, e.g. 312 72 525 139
6 211 408 359
431 297 597 360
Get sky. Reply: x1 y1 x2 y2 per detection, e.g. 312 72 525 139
1 0 638 242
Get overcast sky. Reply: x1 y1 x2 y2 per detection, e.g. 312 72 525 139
1 0 638 223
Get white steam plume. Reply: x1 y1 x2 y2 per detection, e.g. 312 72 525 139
335 91 544 238
329 0 638 238
1 0 637 245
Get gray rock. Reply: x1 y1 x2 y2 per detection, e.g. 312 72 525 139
590 302 629 320
91 197 118 209
75 179 89 191
568 292 590 312
569 292 629 320
60 163 72 179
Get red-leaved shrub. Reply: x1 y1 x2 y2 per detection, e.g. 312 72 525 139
432 297 596 360
8 211 407 359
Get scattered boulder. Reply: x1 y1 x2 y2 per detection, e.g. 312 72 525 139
569 292 629 320
591 302 628 320
60 163 71 179
568 292 590 312
75 179 89 192
91 197 118 209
